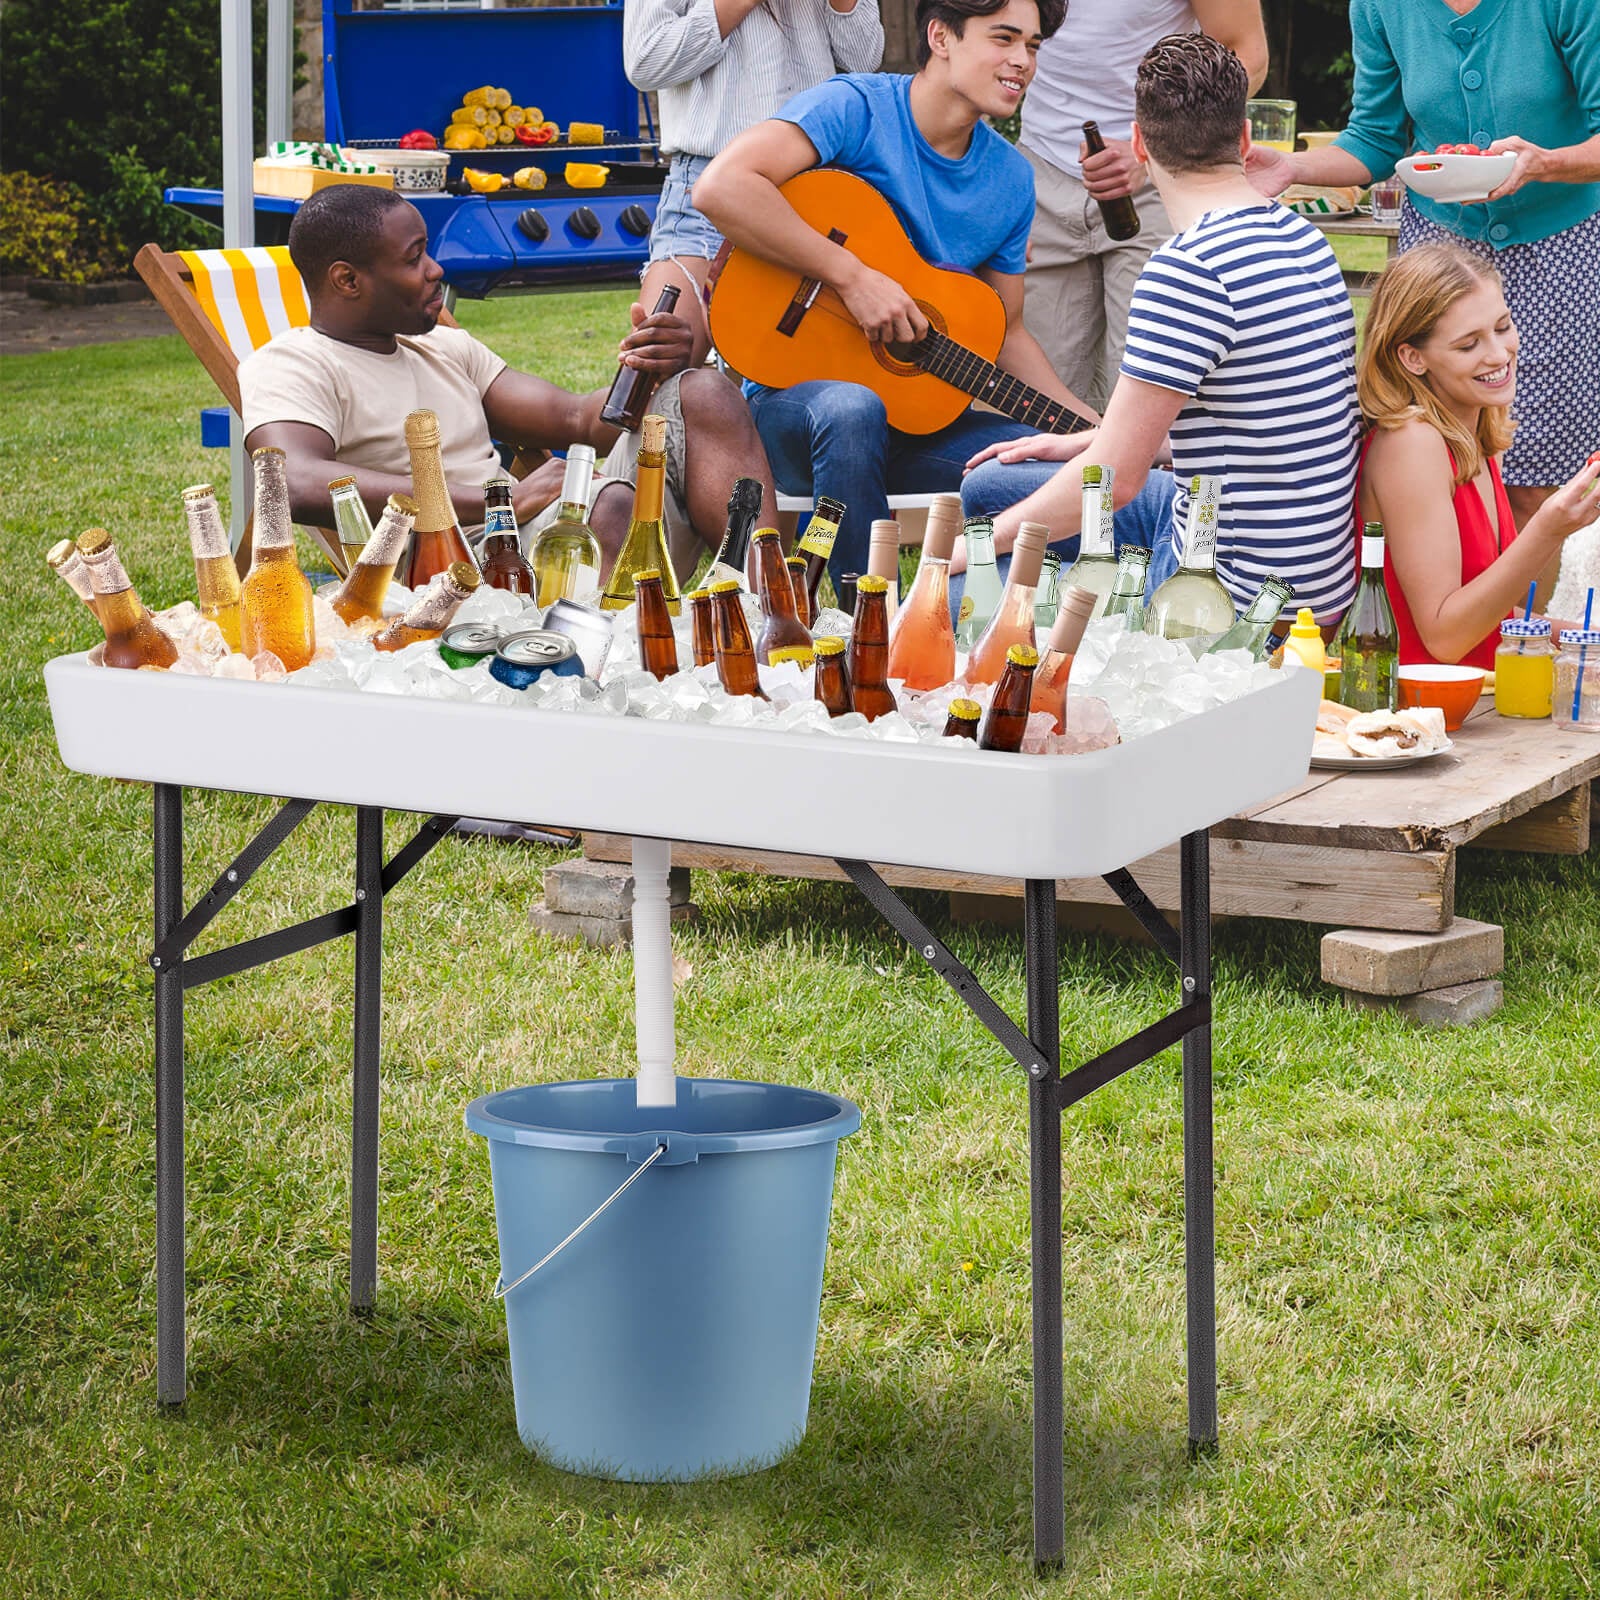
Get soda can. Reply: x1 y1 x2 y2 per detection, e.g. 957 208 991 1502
437 621 505 670
488 630 583 690
542 597 616 679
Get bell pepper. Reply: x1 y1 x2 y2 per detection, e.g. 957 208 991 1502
533 121 560 144
513 123 539 145
463 168 504 194
564 162 608 189
398 129 437 151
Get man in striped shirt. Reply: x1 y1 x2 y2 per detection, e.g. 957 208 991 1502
961 31 1362 623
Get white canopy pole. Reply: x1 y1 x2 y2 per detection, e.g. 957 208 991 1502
266 0 293 148
221 0 255 546
631 837 678 1108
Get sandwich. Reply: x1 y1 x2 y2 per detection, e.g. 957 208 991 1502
1344 706 1448 759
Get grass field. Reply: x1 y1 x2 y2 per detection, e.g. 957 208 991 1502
2 293 1598 1599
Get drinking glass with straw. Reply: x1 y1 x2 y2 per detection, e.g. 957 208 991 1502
1571 588 1596 725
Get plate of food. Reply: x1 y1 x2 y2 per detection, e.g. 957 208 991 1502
1395 148 1516 204
1311 703 1456 770
1283 183 1362 218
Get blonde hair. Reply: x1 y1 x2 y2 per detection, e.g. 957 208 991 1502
1357 241 1515 487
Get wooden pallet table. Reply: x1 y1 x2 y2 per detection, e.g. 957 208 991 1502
1310 212 1400 298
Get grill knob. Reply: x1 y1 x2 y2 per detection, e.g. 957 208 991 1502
618 204 653 239
569 205 602 241
516 209 549 243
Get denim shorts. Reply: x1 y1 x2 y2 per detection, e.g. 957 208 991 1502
648 154 724 266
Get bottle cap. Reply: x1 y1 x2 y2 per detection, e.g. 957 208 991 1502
752 527 781 543
328 475 358 492
633 568 662 585
1082 465 1103 487
869 519 900 549
785 554 807 569
814 636 846 657
728 476 763 515
709 579 741 595
76 527 113 555
1005 643 1040 668
447 560 481 591
1499 617 1551 637
813 495 846 523
46 538 77 569
1009 520 1050 589
385 493 417 517
483 472 515 492
182 483 216 501
1047 585 1098 655
567 443 598 468
404 410 440 445
857 574 890 595
687 588 711 603
922 494 963 563
640 414 668 454
1560 628 1600 646
1289 607 1321 638
947 697 981 722
251 444 287 462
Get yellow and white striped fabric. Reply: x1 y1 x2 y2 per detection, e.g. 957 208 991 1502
177 246 311 357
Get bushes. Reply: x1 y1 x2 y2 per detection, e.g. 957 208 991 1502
0 172 117 284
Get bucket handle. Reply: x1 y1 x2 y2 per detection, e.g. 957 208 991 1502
493 1141 667 1301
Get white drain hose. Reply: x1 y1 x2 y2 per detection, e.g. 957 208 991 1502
631 835 677 1107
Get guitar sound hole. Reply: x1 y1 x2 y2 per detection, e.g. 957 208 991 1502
872 302 946 377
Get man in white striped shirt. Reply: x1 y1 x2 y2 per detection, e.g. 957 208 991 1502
961 31 1362 624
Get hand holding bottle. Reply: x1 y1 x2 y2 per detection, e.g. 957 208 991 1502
1078 133 1144 201
615 296 695 378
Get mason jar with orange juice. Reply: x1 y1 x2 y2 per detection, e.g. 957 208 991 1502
1494 619 1555 718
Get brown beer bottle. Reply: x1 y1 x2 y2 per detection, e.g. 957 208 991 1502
709 578 768 699
241 445 316 670
687 587 715 667
1031 584 1097 733
812 635 852 717
943 698 981 740
598 285 681 431
752 529 815 668
478 473 535 596
47 538 99 614
181 484 243 652
848 574 896 721
978 644 1039 752
1082 122 1142 241
796 494 846 613
373 561 481 652
634 569 680 680
405 409 477 589
786 556 813 629
76 528 180 670
331 493 416 624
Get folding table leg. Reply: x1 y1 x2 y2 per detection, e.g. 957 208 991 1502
152 783 186 1406
1023 878 1065 1571
1180 829 1218 1457
350 807 383 1312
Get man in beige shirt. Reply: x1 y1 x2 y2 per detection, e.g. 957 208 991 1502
240 184 776 571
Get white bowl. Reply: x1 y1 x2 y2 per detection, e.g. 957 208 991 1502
343 147 451 192
1394 152 1516 204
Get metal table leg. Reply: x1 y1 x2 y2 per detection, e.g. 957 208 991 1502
152 784 186 1406
351 807 384 1312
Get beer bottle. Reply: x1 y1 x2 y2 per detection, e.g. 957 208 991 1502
241 445 316 670
47 538 99 614
978 644 1039 752
1031 584 1097 733
848 575 896 721
785 556 813 629
687 587 716 667
479 473 536 596
752 529 815 668
329 475 374 574
887 491 960 691
813 635 852 717
598 285 681 431
1103 544 1152 631
181 484 243 652
796 495 846 613
1082 122 1141 241
1061 465 1118 617
532 445 603 605
1033 550 1062 632
956 516 1004 651
965 519 1049 686
707 476 763 591
867 520 901 619
1336 525 1399 712
634 569 680 680
1208 575 1294 660
405 409 477 589
331 493 416 624
1147 476 1236 650
601 414 679 613
373 561 482 652
76 528 180 670
709 578 767 698
943 697 981 740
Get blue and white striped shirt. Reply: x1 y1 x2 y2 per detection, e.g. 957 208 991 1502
1120 204 1361 620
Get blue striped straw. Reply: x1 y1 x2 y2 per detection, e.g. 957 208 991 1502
1575 587 1596 723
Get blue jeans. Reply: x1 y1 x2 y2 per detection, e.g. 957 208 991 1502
746 381 1043 584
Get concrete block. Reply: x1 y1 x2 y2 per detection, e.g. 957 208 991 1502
1321 919 1503 996
542 858 692 918
1344 978 1504 1028
529 900 698 949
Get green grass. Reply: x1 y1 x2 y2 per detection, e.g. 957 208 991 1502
2 301 1599 1599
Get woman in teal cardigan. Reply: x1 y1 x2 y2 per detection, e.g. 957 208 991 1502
1250 0 1599 534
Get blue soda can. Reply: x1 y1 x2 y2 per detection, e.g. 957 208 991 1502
489 630 583 690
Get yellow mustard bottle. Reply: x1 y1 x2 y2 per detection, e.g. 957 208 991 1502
1280 607 1327 674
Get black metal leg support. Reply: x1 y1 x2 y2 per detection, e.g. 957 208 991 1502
351 807 384 1313
152 784 186 1406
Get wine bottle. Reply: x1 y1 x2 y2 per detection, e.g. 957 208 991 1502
1082 121 1141 241
241 445 316 670
687 587 716 667
600 414 679 614
978 644 1039 752
76 528 180 670
531 445 602 606
836 572 861 616
707 476 763 590
478 473 535 596
634 569 680 680
1102 544 1152 631
598 286 680 431
813 635 852 717
405 410 478 589
796 494 846 613
709 578 767 698
331 494 416 624
965 520 1049 686
867 520 901 618
943 698 981 740
1146 475 1236 651
1336 524 1399 712
372 561 481 652
750 529 815 667
956 516 1004 651
1033 549 1062 631
1030 584 1098 733
181 483 243 652
329 475 374 574
1207 575 1294 660
1061 464 1119 617
785 556 813 629
46 538 99 613
887 492 960 691
848 575 896 721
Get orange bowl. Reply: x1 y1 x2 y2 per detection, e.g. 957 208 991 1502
1397 664 1484 731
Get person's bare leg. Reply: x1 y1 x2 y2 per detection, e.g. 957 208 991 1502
1507 482 1554 532
675 367 778 550
589 480 636 578
640 256 715 370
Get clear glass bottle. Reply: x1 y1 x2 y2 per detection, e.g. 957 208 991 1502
331 494 416 624
601 415 679 613
478 473 535 596
1553 628 1600 730
978 644 1039 752
1208 575 1294 660
1494 619 1555 719
1147 475 1236 652
956 516 1004 651
1061 464 1119 618
532 446 602 606
241 445 316 670
77 528 180 670
329 475 374 574
181 483 244 652
373 561 481 652
966 520 1048 686
1033 550 1062 632
1102 544 1151 632
1336 522 1399 713
404 409 478 589
887 492 960 691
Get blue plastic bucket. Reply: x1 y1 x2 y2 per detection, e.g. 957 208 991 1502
464 1077 861 1481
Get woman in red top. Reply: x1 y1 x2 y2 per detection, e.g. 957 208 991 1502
1356 242 1598 668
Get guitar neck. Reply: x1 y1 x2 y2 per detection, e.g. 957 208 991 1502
916 330 1092 436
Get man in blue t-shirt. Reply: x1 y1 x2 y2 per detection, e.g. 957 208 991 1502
695 0 1084 583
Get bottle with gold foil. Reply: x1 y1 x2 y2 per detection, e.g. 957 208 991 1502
785 556 813 629
241 446 316 670
478 473 536 595
47 538 99 614
76 528 179 670
181 484 243 651
752 529 815 668
848 574 896 721
331 494 416 624
965 519 1048 686
887 491 960 691
943 698 981 740
709 578 767 698
687 588 716 667
1030 584 1097 733
978 644 1039 752
795 494 845 613
329 476 374 574
634 569 680 680
373 561 481 652
813 635 852 717
532 445 603 605
867 520 900 618
405 409 477 589
601 414 678 613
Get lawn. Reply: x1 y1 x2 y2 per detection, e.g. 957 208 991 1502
2 295 1598 1600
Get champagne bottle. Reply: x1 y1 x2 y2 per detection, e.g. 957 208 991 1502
1033 549 1062 632
837 573 861 616
1082 122 1141 241
373 561 481 652
241 445 316 670
887 491 960 691
813 635 852 717
479 473 535 596
687 587 715 667
966 520 1049 686
978 644 1039 752
532 446 602 606
329 475 374 574
1337 524 1399 712
598 286 680 431
707 476 763 590
601 414 679 613
1146 475 1236 651
331 493 416 624
1208 575 1294 660
867 520 901 618
796 494 846 614
751 529 815 667
405 410 477 589
956 516 1004 650
77 528 180 670
785 555 813 628
1061 465 1118 617
709 578 767 698
848 575 896 721
1031 584 1098 733
181 484 244 652
943 698 981 740
47 538 99 613
634 569 680 680
1103 544 1152 631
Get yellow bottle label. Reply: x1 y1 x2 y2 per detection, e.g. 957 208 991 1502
957 595 975 624
797 516 839 560
767 644 816 668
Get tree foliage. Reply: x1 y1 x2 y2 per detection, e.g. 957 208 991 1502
1262 0 1357 131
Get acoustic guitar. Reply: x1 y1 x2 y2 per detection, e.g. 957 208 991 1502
709 168 1094 438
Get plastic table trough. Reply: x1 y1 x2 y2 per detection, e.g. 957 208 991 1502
44 652 1321 1570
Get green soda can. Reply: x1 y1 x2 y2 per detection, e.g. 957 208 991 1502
438 621 504 670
